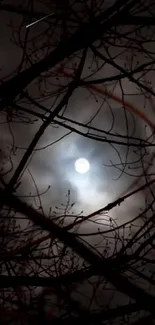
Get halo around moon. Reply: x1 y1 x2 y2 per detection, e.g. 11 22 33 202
75 158 90 174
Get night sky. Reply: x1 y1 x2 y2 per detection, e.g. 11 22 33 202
0 0 155 324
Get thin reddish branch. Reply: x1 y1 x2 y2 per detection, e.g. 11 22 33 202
56 66 155 131
65 178 155 230
1 234 50 260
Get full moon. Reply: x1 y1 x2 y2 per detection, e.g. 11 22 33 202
75 158 90 174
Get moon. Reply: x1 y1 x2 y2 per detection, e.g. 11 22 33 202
75 158 90 174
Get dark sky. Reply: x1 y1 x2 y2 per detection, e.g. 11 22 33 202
1 1 155 323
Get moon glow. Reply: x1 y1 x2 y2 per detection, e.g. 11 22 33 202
75 158 90 174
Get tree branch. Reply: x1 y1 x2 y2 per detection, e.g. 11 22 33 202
0 0 136 109
90 45 155 97
2 191 155 314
